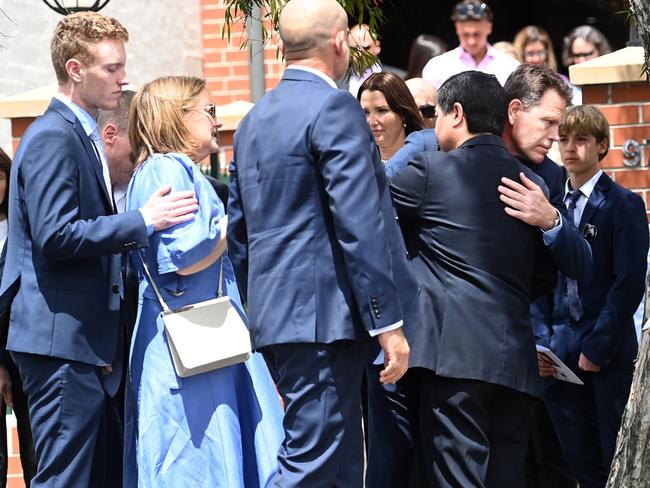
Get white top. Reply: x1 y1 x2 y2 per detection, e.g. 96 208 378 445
422 44 520 89
0 218 7 251
564 170 603 225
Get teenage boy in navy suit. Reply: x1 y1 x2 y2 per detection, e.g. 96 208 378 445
539 105 648 488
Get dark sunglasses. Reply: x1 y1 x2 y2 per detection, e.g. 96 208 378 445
453 2 490 20
419 105 437 119
572 50 595 59
203 103 216 119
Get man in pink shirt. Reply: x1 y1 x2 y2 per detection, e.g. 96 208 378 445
422 0 519 88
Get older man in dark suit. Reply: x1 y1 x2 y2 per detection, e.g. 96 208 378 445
227 1 416 486
390 71 549 487
0 13 197 487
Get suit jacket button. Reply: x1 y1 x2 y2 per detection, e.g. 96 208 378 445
111 284 120 294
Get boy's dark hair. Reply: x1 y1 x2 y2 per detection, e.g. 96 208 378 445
437 71 506 135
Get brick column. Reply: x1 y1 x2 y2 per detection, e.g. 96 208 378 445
582 82 650 219
570 47 650 221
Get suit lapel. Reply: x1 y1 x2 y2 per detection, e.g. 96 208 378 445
49 99 114 212
578 173 610 231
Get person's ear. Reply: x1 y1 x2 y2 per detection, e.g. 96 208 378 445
598 138 609 156
278 39 285 56
452 102 465 128
334 29 347 55
508 99 523 125
65 58 83 83
102 123 118 146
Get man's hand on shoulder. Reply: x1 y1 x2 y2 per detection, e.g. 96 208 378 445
377 328 410 384
498 172 558 230
140 185 199 231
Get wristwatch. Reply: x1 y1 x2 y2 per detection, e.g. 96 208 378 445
552 210 561 228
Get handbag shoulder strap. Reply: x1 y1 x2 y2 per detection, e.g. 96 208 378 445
136 250 171 313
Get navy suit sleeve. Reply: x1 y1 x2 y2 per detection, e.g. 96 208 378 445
312 91 404 331
389 153 428 224
20 126 147 261
543 165 592 280
385 130 437 179
582 193 649 368
226 157 249 304
531 293 554 347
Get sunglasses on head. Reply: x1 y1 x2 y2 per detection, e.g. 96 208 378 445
419 105 437 119
453 2 490 20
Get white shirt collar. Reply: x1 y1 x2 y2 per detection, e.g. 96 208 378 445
565 169 603 199
286 65 338 89
53 93 97 138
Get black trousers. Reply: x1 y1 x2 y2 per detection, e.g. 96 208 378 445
419 372 533 488
0 357 36 488
525 398 576 488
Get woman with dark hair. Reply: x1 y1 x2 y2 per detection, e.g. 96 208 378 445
358 71 425 162
0 149 36 488
405 34 447 80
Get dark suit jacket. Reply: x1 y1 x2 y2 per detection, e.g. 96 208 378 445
537 173 648 371
228 68 420 349
390 134 547 396
0 98 148 366
523 156 592 280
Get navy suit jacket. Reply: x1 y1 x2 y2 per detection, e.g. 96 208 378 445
390 135 548 397
228 68 420 350
524 156 592 280
536 173 648 371
385 128 438 179
0 98 148 366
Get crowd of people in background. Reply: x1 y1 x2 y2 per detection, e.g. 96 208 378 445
0 0 645 487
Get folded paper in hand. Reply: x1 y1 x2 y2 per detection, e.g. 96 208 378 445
536 344 584 385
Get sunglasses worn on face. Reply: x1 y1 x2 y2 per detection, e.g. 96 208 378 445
572 50 595 59
190 103 217 120
524 49 547 60
419 105 437 119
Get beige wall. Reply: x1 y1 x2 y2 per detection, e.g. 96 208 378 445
0 0 203 155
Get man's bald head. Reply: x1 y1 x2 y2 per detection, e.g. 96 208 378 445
405 78 438 129
348 24 381 56
279 0 347 58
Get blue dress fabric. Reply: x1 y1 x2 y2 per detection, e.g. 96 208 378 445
124 153 284 487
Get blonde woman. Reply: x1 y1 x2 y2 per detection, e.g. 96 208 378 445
125 76 283 487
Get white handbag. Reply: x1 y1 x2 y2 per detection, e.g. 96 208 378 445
138 252 251 377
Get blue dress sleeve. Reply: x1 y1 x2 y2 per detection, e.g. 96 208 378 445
126 153 225 275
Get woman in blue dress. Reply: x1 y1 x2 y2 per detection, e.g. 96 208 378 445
124 76 284 487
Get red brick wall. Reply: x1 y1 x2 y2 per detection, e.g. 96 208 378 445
200 0 284 106
583 82 650 219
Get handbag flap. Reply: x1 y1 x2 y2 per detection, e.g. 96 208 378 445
162 296 251 373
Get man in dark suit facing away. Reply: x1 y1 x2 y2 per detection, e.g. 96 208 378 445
390 71 549 487
0 12 198 488
228 0 415 486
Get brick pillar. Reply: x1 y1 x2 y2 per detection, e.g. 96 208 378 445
583 82 650 220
